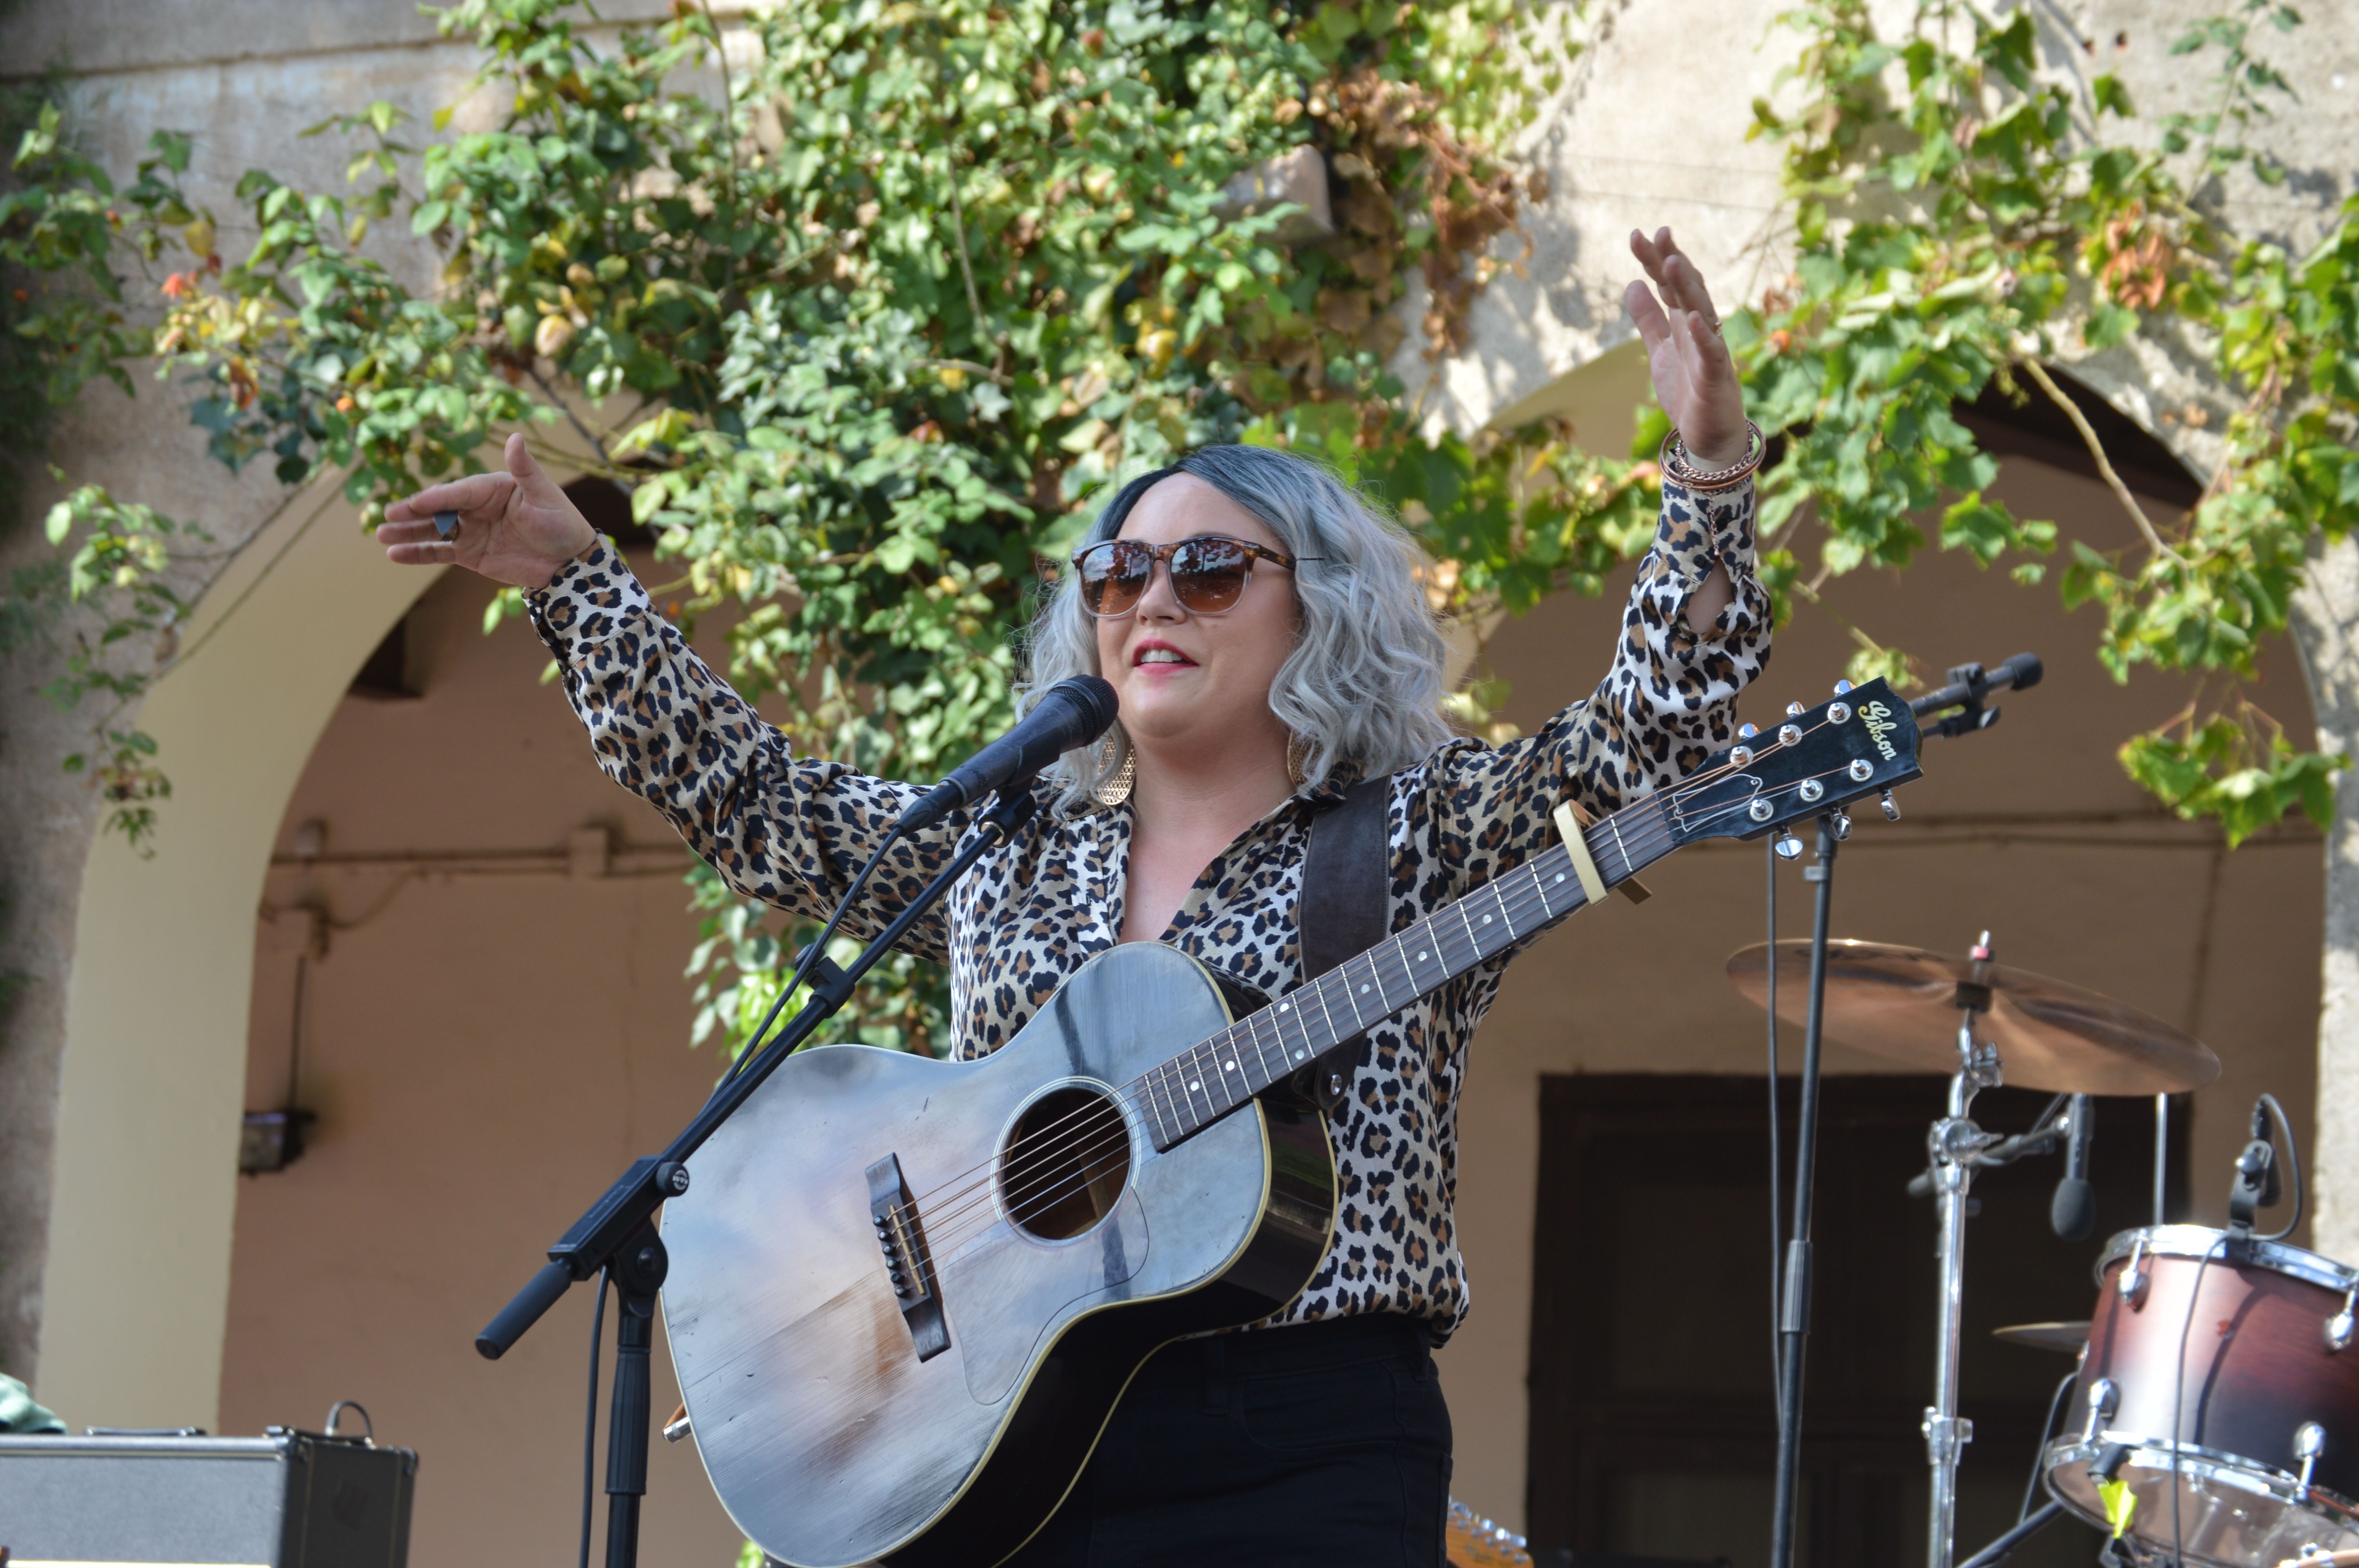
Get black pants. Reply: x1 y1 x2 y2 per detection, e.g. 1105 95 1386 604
1002 1313 1454 1567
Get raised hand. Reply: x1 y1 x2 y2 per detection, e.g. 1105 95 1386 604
380 431 598 589
1624 227 1750 470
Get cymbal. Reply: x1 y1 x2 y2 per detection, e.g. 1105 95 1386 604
1724 940 2220 1095
1993 1321 2091 1356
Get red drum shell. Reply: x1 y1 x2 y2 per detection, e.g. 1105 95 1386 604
2047 1226 2359 1566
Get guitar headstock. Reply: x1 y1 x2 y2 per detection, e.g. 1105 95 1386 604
1667 678 1923 848
1447 1500 1533 1568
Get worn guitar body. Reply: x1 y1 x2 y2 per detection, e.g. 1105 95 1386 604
659 942 1336 1568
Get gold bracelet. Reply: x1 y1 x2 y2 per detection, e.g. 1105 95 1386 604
1659 419 1765 491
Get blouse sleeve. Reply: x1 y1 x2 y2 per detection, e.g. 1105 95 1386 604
1428 477 1772 897
524 542 967 962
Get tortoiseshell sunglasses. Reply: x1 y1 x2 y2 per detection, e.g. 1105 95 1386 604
1071 535 1318 618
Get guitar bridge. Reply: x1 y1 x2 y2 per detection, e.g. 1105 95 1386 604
866 1153 949 1362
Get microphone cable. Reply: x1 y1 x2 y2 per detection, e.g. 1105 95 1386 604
715 823 907 1089
1765 837 1785 1421
579 812 917 1558
579 1265 611 1568
2020 1369 2076 1524
2257 1090 2305 1243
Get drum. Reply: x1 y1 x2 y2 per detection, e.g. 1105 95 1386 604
2046 1225 2359 1567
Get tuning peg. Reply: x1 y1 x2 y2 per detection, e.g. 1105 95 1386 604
1737 722 1758 741
1879 789 1901 822
1785 701 1806 717
1833 678 1854 695
1830 810 1852 842
1774 832 1805 860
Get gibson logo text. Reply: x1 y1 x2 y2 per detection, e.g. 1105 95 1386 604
1861 701 1899 761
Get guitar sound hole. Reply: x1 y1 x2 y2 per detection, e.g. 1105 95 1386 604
1001 1087 1132 1241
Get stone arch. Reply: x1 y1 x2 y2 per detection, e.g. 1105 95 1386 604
39 489 445 1427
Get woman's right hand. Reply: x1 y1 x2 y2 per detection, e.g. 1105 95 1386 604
380 431 598 589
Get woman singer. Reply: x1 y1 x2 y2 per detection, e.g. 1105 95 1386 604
382 227 1770 1564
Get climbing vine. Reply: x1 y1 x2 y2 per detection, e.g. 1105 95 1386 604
2 77 212 848
45 0 1676 1054
1739 0 2354 844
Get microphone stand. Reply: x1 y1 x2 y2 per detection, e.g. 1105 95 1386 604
1768 811 1841 1568
475 784 1040 1568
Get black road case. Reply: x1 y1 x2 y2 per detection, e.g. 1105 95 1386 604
0 1426 416 1566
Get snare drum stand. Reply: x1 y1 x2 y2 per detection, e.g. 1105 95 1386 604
1925 936 2005 1568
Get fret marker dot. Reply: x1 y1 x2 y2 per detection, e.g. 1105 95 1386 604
1483 914 1494 924
1295 1050 1306 1060
1188 1081 1201 1092
1417 951 1428 962
1224 1060 1236 1072
1555 873 1565 884
1279 1002 1291 1012
1360 984 1369 994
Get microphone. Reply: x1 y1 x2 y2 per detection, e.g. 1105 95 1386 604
2050 1093 2096 1240
1908 652 2044 740
897 676 1119 833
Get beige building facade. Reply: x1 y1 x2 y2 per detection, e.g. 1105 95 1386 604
2 0 2352 1561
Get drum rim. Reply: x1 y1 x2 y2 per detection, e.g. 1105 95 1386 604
2046 1434 2359 1542
2094 1225 2358 1293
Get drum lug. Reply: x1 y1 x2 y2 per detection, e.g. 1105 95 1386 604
2297 1419 2328 1498
2083 1376 2119 1444
2328 1285 2357 1353
2118 1237 2151 1309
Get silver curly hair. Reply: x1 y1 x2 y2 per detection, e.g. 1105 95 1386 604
1020 445 1455 814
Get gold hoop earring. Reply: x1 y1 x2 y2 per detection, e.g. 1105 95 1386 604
1285 733 1310 788
1094 737 1136 807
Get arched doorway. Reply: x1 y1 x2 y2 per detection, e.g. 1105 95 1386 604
44 489 445 1428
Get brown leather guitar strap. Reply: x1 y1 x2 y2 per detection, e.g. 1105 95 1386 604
1293 775 1390 1109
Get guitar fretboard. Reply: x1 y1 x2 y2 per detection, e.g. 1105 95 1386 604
1130 791 1678 1151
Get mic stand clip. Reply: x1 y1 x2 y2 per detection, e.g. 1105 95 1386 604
476 783 1041 1568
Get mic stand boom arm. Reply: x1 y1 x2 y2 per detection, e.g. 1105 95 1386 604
472 784 1040 1568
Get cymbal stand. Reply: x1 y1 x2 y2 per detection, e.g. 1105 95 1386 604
1926 934 2004 1568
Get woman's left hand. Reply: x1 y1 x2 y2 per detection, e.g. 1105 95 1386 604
1625 227 1750 469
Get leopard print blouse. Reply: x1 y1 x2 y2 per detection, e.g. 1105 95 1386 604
526 478 1768 1343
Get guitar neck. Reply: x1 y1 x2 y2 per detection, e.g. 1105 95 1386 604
1134 791 1678 1152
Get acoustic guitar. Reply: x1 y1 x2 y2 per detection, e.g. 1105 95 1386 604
658 682 1922 1567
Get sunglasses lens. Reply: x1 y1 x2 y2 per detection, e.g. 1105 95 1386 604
1077 541 1150 615
1170 539 1250 612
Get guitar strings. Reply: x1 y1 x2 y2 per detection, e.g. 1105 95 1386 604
890 709 1858 1231
890 719 1808 1220
896 760 1859 1259
689 733 1883 1438
902 754 1840 1249
789 760 1865 1409
882 740 1854 1246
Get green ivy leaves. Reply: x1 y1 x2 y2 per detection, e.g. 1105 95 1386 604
1746 0 2351 844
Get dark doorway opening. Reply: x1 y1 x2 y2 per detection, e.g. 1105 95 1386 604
1527 1074 2186 1568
